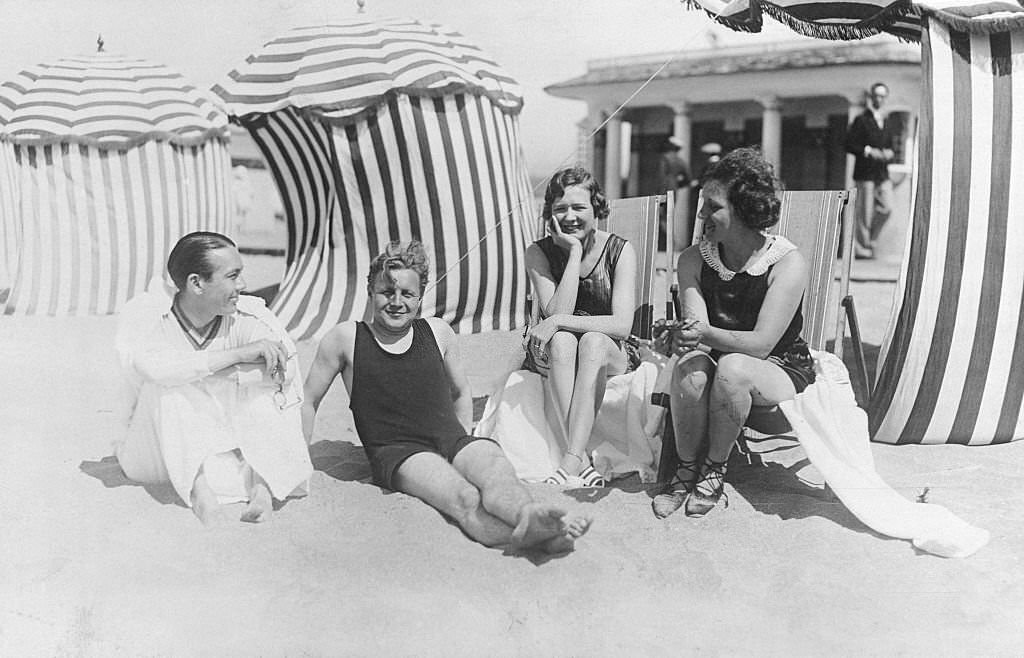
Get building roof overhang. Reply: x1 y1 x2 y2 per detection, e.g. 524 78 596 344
546 39 921 109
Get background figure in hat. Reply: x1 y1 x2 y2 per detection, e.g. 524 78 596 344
658 135 692 250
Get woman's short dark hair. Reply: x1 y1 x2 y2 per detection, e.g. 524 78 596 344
701 147 780 231
541 166 610 222
167 231 236 290
367 240 431 293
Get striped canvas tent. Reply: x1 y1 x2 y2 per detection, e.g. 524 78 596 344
870 8 1024 444
0 53 230 316
213 18 535 341
689 0 1024 444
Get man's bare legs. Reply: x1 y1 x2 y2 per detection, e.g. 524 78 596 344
241 467 273 524
393 443 591 553
455 441 590 552
190 468 226 526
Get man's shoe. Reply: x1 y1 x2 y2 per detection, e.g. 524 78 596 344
854 246 875 260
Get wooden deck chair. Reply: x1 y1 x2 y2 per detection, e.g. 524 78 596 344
655 188 870 483
601 193 676 338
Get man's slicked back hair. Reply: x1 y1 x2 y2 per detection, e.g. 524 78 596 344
167 231 236 290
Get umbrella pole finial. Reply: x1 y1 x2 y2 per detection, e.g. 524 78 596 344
97 34 105 52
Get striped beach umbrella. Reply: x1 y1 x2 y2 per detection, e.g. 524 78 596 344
0 53 231 316
213 17 536 341
685 0 1024 444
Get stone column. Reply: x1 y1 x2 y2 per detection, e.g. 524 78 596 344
603 112 622 200
671 103 693 250
671 103 692 161
760 96 782 172
576 116 594 172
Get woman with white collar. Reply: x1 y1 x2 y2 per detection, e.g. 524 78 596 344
653 147 815 519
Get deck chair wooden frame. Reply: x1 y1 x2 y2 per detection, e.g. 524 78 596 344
528 192 677 339
655 188 870 484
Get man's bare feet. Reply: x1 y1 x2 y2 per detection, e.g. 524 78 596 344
510 503 592 554
240 479 273 524
539 515 592 554
190 472 226 526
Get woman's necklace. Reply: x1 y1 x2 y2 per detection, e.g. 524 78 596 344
171 300 222 351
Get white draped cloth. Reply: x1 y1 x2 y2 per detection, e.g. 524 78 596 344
781 352 989 558
475 357 671 483
477 349 988 557
115 278 312 505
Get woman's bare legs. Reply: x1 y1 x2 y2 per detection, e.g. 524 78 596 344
687 353 797 516
670 352 715 464
705 353 796 462
652 352 714 518
546 331 579 446
559 332 626 477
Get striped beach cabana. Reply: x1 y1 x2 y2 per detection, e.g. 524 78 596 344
0 53 230 316
687 0 1024 444
212 17 535 341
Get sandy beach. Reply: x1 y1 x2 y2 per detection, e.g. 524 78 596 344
2 262 1022 657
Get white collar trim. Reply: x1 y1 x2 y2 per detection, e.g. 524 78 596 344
699 234 797 281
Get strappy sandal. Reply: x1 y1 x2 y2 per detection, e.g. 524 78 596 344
578 464 607 488
652 458 700 519
684 456 729 517
544 468 571 486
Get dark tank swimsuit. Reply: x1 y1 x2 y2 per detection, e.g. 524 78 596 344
524 233 640 373
699 236 816 393
349 318 492 490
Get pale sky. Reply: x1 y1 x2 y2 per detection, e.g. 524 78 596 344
0 0 799 176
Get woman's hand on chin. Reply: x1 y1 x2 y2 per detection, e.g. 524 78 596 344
548 217 584 253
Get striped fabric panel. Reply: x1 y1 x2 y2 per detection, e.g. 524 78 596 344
0 54 228 149
0 144 18 289
869 13 1024 444
1 140 230 315
244 93 534 341
213 18 522 122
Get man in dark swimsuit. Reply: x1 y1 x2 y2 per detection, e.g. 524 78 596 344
301 241 591 554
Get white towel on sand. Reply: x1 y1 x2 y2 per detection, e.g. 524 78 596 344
782 352 990 558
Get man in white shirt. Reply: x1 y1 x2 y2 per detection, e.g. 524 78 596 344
115 232 312 525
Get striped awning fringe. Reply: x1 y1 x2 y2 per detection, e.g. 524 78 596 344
920 2 1024 33
0 54 229 149
682 0 923 40
684 0 1024 42
213 18 524 127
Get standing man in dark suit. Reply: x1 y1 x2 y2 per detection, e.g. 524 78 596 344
845 82 897 260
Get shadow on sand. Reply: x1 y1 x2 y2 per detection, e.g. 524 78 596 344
310 439 373 483
79 455 184 507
